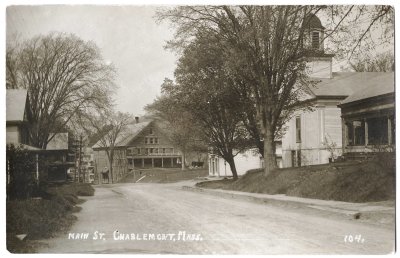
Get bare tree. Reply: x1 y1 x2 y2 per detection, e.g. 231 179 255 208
6 32 115 149
324 5 394 61
82 110 133 184
350 51 394 72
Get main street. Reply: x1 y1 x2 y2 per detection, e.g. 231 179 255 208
38 182 394 254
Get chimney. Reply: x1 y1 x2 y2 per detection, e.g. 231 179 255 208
135 116 139 124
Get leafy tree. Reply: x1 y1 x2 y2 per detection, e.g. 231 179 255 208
145 79 207 170
158 5 394 176
158 6 321 176
161 33 253 179
6 32 115 149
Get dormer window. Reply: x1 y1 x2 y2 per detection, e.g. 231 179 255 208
312 31 320 49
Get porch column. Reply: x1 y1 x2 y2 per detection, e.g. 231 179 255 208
36 154 39 184
161 158 164 168
171 158 173 167
132 158 135 169
142 158 144 168
388 116 392 145
342 118 347 154
152 158 154 168
364 119 368 145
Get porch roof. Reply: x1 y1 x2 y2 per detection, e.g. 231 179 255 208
340 72 394 105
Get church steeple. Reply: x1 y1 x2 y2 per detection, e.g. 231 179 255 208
303 14 334 79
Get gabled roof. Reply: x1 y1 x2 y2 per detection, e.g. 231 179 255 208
92 121 152 149
308 72 393 98
47 133 69 150
340 72 394 105
6 89 28 122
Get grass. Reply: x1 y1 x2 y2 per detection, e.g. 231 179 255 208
120 168 208 183
196 160 395 203
6 183 95 253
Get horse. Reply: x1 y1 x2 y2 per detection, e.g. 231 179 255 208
101 171 110 184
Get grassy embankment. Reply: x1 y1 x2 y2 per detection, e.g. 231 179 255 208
7 183 95 253
120 168 208 183
197 160 395 203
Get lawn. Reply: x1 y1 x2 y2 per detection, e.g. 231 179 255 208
196 160 395 203
6 183 95 253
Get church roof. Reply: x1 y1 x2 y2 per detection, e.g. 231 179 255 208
308 72 393 98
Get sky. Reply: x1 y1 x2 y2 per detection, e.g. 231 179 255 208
6 5 178 116
5 5 395 116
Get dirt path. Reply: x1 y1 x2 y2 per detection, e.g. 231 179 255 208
37 182 395 254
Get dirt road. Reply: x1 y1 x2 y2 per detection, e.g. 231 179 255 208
38 182 395 254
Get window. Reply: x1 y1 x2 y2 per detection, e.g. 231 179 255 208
137 148 141 154
154 138 158 144
149 128 153 135
154 148 158 154
295 116 301 143
150 138 154 144
149 148 153 154
347 120 365 146
162 148 166 153
312 31 320 49
367 117 388 145
144 138 148 144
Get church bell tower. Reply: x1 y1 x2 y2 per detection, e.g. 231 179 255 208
303 14 335 79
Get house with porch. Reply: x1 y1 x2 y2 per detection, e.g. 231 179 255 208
92 119 184 183
281 14 395 167
6 89 75 183
6 89 41 185
338 73 395 159
43 133 76 182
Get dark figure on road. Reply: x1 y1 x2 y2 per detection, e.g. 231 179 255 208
102 166 110 184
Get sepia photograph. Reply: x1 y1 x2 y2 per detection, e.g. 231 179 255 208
4 2 396 255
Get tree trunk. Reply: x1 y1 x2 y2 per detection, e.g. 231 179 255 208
181 151 185 170
225 155 238 180
109 165 114 184
107 152 114 184
263 127 277 177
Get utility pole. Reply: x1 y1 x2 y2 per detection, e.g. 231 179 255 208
74 137 78 182
78 134 83 183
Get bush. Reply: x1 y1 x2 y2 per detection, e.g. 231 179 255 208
7 183 95 252
6 144 38 200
